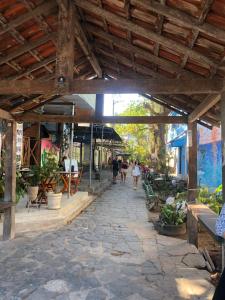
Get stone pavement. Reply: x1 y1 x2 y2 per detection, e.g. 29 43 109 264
0 177 214 299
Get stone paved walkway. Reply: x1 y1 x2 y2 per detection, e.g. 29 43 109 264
0 178 214 299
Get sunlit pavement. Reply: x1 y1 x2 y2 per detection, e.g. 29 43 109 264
0 176 214 299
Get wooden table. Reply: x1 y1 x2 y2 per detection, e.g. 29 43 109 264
59 171 79 194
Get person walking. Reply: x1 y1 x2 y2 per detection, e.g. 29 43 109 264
121 159 129 183
132 161 141 190
213 203 225 300
112 156 119 184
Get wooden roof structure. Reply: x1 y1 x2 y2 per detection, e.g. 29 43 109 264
0 0 224 126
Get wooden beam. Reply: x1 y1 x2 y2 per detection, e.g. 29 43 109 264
95 45 165 79
3 121 16 240
7 56 55 80
15 113 187 124
74 0 218 67
0 34 56 67
86 24 200 79
0 108 14 120
198 0 214 24
142 94 212 129
56 0 75 88
73 6 102 78
68 78 222 95
130 0 225 43
187 121 198 203
188 94 221 123
101 116 187 124
0 80 55 95
0 78 222 95
0 1 56 36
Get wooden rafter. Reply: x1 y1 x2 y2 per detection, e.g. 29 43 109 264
0 1 56 36
188 94 221 123
130 0 225 43
94 45 165 79
87 24 202 79
74 0 220 68
0 34 56 67
73 6 102 78
7 56 55 80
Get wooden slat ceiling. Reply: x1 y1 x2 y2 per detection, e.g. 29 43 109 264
0 0 224 126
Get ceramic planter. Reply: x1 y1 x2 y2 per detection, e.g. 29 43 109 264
47 192 62 210
27 186 39 202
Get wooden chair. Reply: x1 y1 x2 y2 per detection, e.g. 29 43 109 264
32 177 56 208
71 167 83 193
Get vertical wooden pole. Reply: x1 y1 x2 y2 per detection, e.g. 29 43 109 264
221 93 225 204
187 121 198 202
3 121 16 240
187 207 198 247
56 0 75 91
80 142 83 166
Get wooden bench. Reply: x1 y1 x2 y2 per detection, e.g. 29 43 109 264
187 204 225 269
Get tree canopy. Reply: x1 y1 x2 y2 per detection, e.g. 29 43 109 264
114 95 168 168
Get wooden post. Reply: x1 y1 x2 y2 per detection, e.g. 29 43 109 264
187 206 198 247
3 121 16 240
95 94 104 122
187 121 198 202
56 0 75 91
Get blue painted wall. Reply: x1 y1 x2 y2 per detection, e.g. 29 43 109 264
168 124 222 189
198 141 222 188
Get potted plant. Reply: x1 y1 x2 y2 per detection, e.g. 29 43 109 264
156 201 187 236
40 152 62 210
26 166 40 203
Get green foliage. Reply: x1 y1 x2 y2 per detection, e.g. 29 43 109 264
27 165 41 186
16 171 26 203
160 202 186 225
197 185 223 214
40 152 60 182
114 96 166 164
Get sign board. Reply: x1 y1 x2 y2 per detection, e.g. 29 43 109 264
16 123 23 167
187 130 192 148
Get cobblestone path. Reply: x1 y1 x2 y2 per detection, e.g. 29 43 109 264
0 178 214 299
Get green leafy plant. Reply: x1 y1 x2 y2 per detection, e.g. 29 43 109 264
40 152 61 193
27 165 41 187
197 185 223 214
16 171 26 203
159 201 186 225
40 152 59 182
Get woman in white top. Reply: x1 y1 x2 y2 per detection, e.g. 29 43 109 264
132 161 141 190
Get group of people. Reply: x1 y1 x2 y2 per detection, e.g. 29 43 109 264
111 156 142 189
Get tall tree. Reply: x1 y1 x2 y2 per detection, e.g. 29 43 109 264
115 96 169 170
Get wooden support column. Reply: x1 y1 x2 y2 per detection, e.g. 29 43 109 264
221 93 225 203
187 206 198 247
3 121 17 240
95 94 104 122
56 0 75 91
187 121 198 202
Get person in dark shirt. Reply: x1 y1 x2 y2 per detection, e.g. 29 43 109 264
121 160 129 183
112 157 119 184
